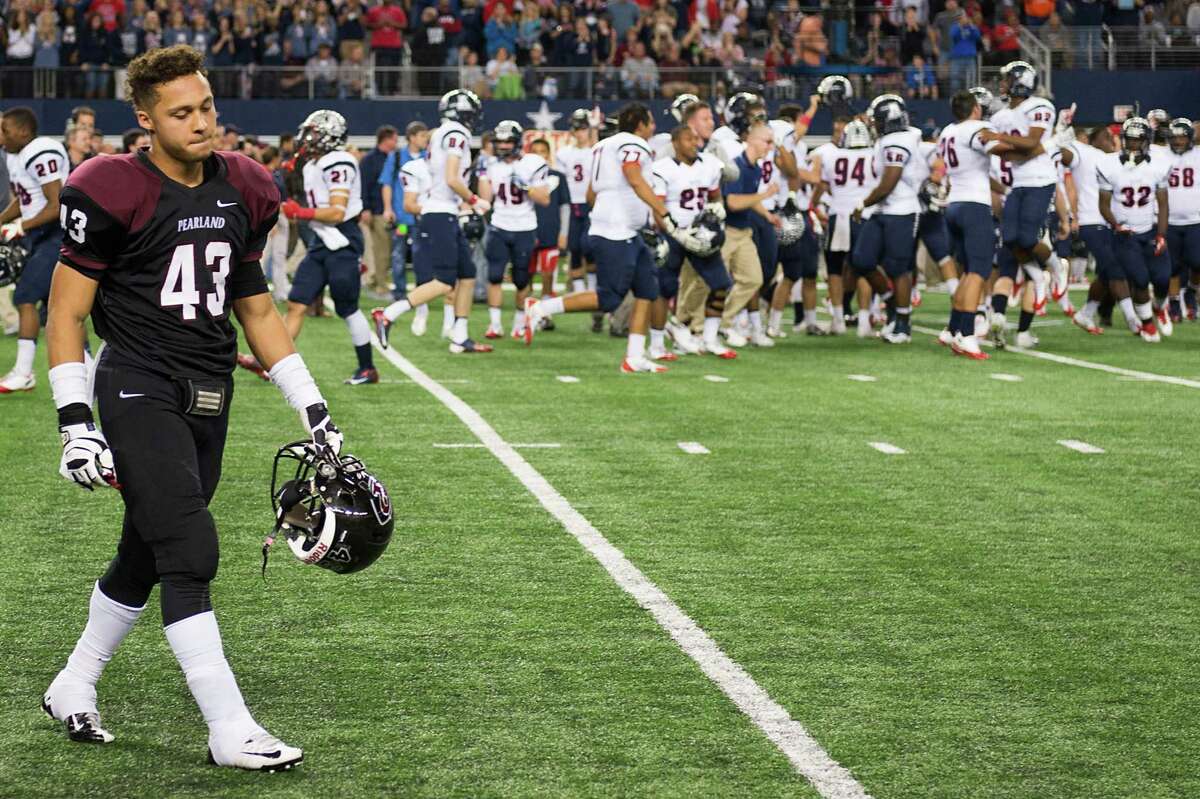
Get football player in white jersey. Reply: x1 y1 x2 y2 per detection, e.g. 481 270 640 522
399 155 437 336
278 110 378 384
374 90 494 354
1097 116 1173 342
477 120 552 340
1058 125 1118 335
936 90 1019 359
913 126 956 309
983 62 1060 303
850 94 924 343
1165 118 1200 320
0 106 69 393
811 117 875 335
807 114 856 328
649 125 734 359
525 103 674 373
555 109 597 296
649 93 700 159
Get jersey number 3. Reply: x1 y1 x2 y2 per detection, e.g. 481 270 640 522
161 242 233 320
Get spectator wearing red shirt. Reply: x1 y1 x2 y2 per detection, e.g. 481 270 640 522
366 0 407 93
484 0 516 22
89 0 125 32
987 6 1021 65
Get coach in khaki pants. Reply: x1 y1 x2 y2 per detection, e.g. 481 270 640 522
358 125 399 299
719 124 780 338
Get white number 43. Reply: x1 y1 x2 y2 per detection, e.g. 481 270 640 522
160 242 232 320
59 205 87 244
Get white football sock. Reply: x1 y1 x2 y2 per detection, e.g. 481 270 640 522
1134 300 1153 322
165 612 258 739
344 310 371 346
513 310 526 330
50 583 145 718
945 277 960 295
736 309 749 328
16 338 35 375
442 303 455 329
414 304 429 323
383 298 412 322
650 328 665 351
585 273 597 291
748 310 763 335
703 316 721 346
572 278 585 292
1119 298 1139 331
768 309 783 329
452 316 469 343
626 333 645 361
804 308 818 326
488 307 502 328
1082 300 1100 318
541 296 565 316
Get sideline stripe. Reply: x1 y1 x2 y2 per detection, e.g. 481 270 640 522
1058 439 1105 454
910 325 1200 390
677 441 711 455
365 335 872 799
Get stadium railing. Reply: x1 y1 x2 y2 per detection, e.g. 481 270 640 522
1031 25 1200 70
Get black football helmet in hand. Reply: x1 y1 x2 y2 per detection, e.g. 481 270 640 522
267 443 394 575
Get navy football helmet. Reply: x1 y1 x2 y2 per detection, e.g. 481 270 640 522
725 92 767 137
268 443 394 575
0 241 25 288
1168 117 1195 154
669 93 701 123
869 94 909 136
969 86 999 120
493 120 524 159
569 108 591 130
999 60 1038 99
439 89 484 132
460 212 486 241
816 75 853 108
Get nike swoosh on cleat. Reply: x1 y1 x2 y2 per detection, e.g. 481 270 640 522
243 750 282 758
118 391 145 399
216 200 238 208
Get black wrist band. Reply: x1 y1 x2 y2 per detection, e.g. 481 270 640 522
58 402 94 428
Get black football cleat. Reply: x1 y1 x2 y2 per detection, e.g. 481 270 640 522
43 697 114 744
345 367 380 385
371 309 392 349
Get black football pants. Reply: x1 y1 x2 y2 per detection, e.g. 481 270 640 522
93 353 231 627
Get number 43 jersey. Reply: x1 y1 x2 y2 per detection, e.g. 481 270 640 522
58 150 280 379
1096 152 1172 234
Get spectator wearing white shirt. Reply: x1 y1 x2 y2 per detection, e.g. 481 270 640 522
621 41 659 98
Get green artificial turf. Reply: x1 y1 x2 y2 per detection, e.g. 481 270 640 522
1 289 1197 799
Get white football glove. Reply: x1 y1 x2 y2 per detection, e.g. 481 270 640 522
304 402 343 457
660 213 678 235
1054 125 1076 149
703 201 726 223
673 225 715 255
544 174 560 193
1054 103 1077 135
59 422 118 490
0 219 24 242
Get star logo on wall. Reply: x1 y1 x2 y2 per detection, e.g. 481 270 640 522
526 101 563 131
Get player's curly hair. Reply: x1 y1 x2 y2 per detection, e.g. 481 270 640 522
125 45 208 111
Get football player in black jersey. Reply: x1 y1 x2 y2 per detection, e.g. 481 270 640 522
42 45 338 772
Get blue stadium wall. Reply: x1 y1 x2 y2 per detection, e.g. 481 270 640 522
18 71 1199 138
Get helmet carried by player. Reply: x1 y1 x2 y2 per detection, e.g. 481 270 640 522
969 86 998 119
1167 117 1195 154
776 196 806 247
640 226 670 267
268 443 394 575
1120 116 1152 162
493 120 524 159
868 94 908 136
669 93 701 123
439 89 484 132
0 242 25 288
840 119 873 149
816 75 853 109
1146 109 1170 143
569 108 591 130
460 212 486 241
598 116 620 140
677 206 726 257
999 60 1038 99
725 92 767 137
296 110 348 159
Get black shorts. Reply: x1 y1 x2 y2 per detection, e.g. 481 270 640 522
94 350 231 623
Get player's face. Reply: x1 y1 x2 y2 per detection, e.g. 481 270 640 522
1124 134 1146 155
676 129 699 162
689 107 714 140
572 127 590 145
0 117 32 153
636 116 655 140
1094 128 1115 153
139 72 217 163
531 143 550 161
1170 133 1191 154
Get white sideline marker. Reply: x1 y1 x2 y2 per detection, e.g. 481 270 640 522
677 441 711 455
434 442 562 449
365 333 873 799
868 442 906 455
847 374 877 382
1057 439 1105 454
704 375 730 383
556 375 580 383
990 373 1024 382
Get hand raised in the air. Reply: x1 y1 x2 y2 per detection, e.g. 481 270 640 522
59 422 119 491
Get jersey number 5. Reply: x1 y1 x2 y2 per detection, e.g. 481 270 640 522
161 242 233 320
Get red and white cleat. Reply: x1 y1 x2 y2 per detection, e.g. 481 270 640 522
510 327 526 341
621 356 668 373
235 354 270 382
1138 322 1161 343
522 297 542 345
702 341 738 359
1072 313 1103 335
951 334 990 360
484 326 503 340
648 347 679 362
371 309 393 349
937 328 954 347
1155 306 1174 337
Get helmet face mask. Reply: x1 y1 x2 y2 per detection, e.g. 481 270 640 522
439 89 483 133
493 120 523 159
968 87 996 119
1168 117 1195 154
297 110 348 159
1120 116 1152 161
999 60 1038 99
569 109 590 131
270 443 394 575
840 119 873 149
868 94 908 137
726 92 766 137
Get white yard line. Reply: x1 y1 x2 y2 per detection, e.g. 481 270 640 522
704 375 731 383
367 336 872 799
556 375 581 383
677 441 711 455
1057 439 1105 454
989 373 1024 382
910 325 1200 390
867 442 906 455
846 374 878 382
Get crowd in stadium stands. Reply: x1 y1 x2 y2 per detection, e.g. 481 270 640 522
2 0 1200 100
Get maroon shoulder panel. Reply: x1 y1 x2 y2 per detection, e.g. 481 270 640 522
220 151 280 235
65 153 162 234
